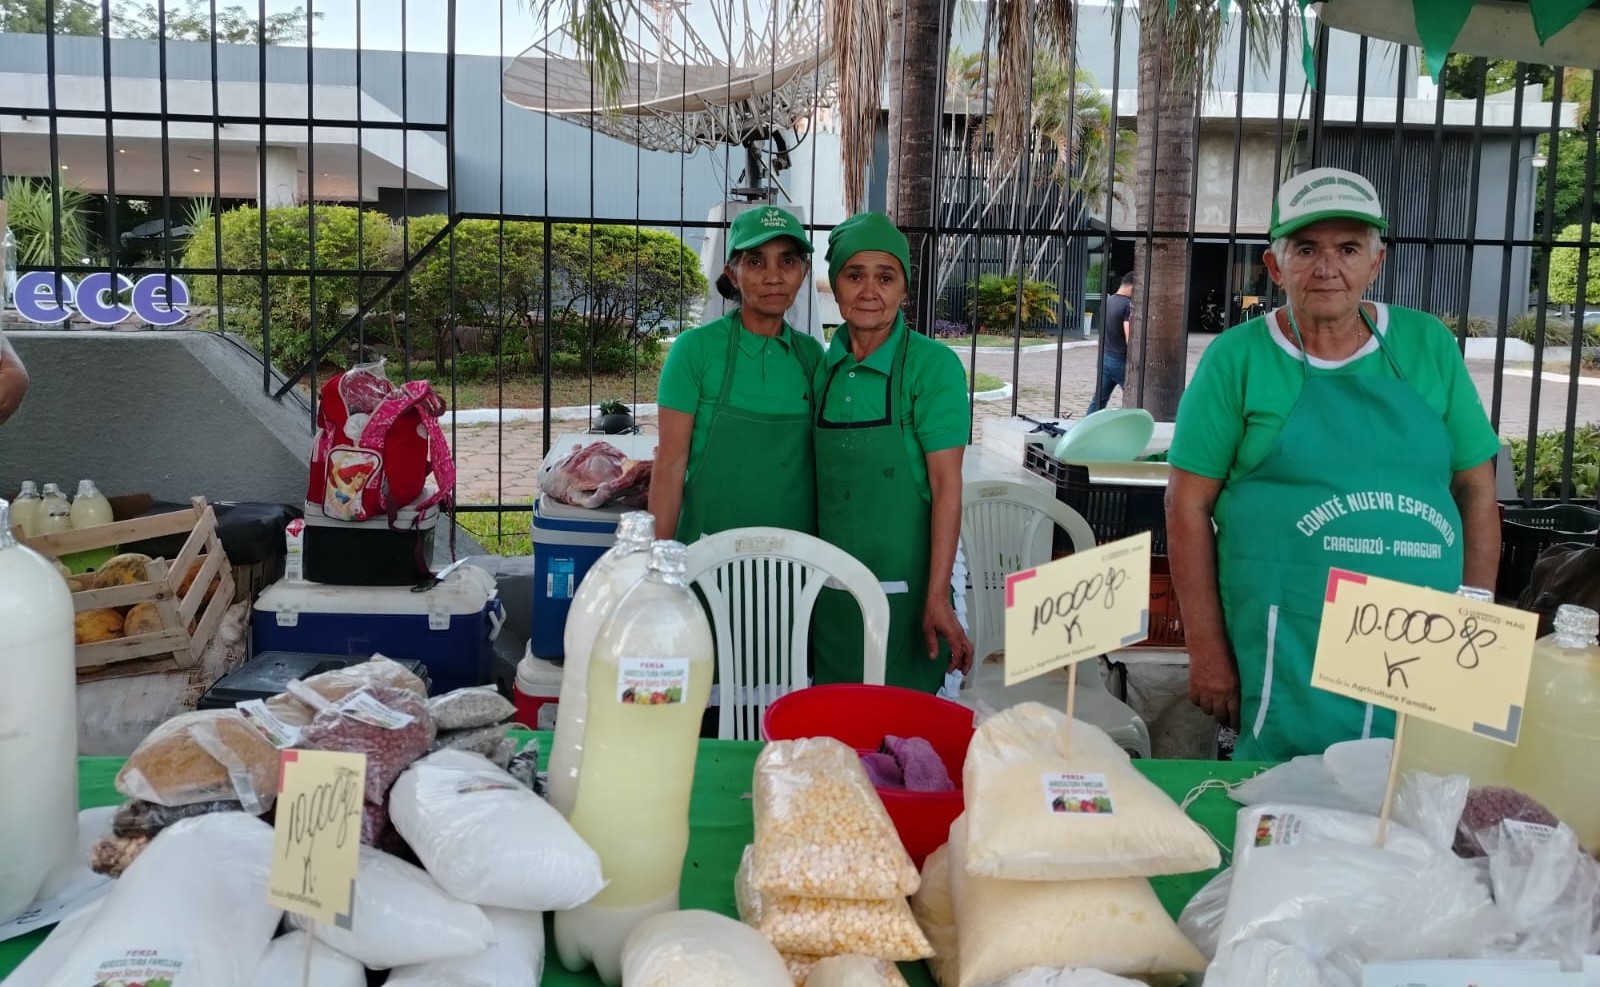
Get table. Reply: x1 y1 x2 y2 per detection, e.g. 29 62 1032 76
0 736 1266 985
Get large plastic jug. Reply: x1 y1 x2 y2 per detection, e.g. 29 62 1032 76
10 481 41 538
36 483 72 536
0 498 79 922
1507 604 1600 850
69 479 113 529
554 540 714 985
545 511 655 818
1394 586 1515 790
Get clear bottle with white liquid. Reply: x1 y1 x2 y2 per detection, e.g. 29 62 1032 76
554 540 714 986
69 479 113 529
9 481 41 537
546 510 655 818
0 498 80 923
1506 604 1600 851
36 484 72 536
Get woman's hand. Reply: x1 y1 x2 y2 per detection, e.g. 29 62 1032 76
1188 641 1241 729
923 595 974 674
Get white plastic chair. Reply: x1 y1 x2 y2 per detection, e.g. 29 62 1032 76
685 526 890 741
959 480 1153 758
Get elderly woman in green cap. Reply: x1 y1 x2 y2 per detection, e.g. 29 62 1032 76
650 205 826 542
810 211 975 692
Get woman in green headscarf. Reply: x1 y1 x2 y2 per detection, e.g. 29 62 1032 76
810 212 975 693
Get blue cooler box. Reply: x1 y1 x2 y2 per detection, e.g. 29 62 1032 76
251 565 504 694
531 494 629 659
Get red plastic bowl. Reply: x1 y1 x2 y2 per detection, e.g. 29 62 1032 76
761 683 976 867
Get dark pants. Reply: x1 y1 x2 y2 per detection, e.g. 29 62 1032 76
1088 355 1126 413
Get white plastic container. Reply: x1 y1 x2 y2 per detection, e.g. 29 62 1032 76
10 480 41 537
69 480 113 530
36 483 72 536
546 510 654 818
0 498 80 923
554 540 714 986
514 649 564 731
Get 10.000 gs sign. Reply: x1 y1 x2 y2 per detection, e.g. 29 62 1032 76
11 270 190 325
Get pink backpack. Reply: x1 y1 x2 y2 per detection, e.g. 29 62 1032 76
307 366 455 524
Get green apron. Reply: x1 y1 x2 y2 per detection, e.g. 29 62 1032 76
811 328 949 693
1220 307 1465 761
675 317 818 544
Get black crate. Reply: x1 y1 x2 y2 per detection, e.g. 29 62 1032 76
1023 446 1169 556
1497 503 1600 602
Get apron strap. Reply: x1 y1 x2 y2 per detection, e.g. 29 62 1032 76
1284 302 1404 381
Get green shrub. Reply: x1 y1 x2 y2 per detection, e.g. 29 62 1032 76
1434 313 1497 338
1508 424 1600 500
970 273 1062 335
184 204 400 371
1547 223 1600 308
1508 312 1598 348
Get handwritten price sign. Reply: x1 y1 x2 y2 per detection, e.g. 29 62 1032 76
1312 569 1537 743
1003 532 1152 686
268 749 365 928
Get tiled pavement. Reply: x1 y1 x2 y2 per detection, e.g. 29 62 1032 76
448 335 1600 502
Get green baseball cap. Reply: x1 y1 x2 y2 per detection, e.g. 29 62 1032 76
1269 166 1388 241
727 206 813 256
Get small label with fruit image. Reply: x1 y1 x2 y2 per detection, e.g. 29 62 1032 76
1041 772 1115 814
617 657 690 706
91 946 188 986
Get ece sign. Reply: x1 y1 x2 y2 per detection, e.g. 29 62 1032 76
10 270 190 326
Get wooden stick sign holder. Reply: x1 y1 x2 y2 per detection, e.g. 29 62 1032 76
1310 569 1537 848
1002 532 1154 752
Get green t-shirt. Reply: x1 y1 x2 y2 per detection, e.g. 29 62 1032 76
816 320 972 495
657 311 825 466
1170 304 1500 482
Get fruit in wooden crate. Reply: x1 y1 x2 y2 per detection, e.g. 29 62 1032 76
177 557 222 605
92 553 154 589
66 576 91 593
124 602 164 638
52 560 72 580
75 609 125 644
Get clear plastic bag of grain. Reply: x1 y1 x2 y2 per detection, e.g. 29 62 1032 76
737 847 932 962
750 738 919 900
782 952 912 986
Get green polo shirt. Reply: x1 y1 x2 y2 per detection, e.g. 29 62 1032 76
658 310 824 465
816 320 972 495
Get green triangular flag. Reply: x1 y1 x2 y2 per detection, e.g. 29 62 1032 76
1410 0 1474 83
1299 2 1317 91
1169 0 1178 16
1220 0 1230 27
1528 0 1594 42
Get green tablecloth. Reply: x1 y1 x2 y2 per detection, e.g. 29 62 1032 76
0 735 1266 985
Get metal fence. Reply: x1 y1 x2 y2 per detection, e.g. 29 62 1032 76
1 0 1596 518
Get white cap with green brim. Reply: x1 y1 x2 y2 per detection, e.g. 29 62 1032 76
1269 167 1388 241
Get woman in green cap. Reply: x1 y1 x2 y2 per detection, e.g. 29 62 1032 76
650 205 826 542
810 211 975 692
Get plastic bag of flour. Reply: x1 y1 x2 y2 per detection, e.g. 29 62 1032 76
620 909 792 987
248 932 365 987
385 906 547 987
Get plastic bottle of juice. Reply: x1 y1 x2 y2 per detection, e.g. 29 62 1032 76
69 480 113 530
554 540 714 986
36 484 73 535
9 481 41 537
546 510 655 818
0 498 79 923
1394 586 1516 790
1506 604 1600 850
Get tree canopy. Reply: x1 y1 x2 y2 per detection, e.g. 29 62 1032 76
0 0 319 43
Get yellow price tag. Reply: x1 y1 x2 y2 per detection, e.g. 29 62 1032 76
1003 532 1153 686
1312 569 1537 743
268 749 366 928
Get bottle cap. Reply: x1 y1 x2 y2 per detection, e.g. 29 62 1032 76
615 511 655 551
1553 604 1599 647
648 539 689 583
76 480 97 498
1456 585 1495 602
0 499 11 549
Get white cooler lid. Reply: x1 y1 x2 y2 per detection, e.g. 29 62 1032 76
256 564 498 616
516 652 563 696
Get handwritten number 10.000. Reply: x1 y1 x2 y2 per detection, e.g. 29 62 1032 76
1344 603 1499 680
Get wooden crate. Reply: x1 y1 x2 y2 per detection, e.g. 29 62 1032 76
17 496 236 674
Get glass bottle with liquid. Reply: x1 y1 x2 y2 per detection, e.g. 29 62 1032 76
546 510 655 818
554 540 714 986
36 484 73 535
1394 586 1514 790
1506 604 1600 851
9 481 41 538
0 498 80 923
69 480 113 530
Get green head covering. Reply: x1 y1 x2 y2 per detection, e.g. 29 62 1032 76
825 212 912 291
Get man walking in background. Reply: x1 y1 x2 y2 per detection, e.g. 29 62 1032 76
1088 271 1135 413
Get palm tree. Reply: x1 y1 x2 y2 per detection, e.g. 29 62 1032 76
1125 0 1282 418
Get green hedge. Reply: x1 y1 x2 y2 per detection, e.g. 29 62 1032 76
1509 424 1600 500
1548 224 1600 308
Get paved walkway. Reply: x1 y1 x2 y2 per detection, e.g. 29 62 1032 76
447 336 1600 502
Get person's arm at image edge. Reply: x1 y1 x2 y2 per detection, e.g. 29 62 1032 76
924 446 973 673
647 408 693 541
1452 460 1500 592
0 335 28 426
1165 469 1240 728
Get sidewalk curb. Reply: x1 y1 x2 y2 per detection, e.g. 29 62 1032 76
444 402 662 427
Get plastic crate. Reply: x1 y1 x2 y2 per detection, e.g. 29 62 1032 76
1497 502 1600 602
1023 445 1169 555
1146 557 1185 648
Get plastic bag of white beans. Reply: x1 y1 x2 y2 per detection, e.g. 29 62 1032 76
782 952 912 986
736 847 932 962
749 738 919 900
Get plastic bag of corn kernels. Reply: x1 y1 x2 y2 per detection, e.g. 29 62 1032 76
737 847 932 962
750 738 919 900
783 953 912 986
